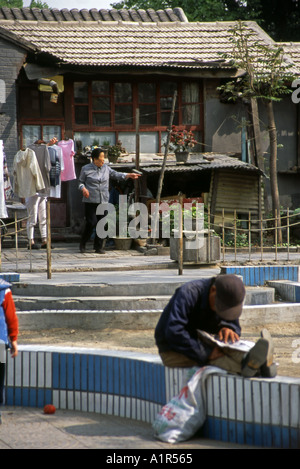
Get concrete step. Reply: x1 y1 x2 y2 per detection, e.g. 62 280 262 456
11 281 189 298
13 295 171 312
267 280 300 302
12 286 275 312
16 302 300 331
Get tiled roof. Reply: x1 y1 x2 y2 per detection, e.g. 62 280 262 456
279 42 300 71
0 15 268 69
0 7 188 23
0 9 296 73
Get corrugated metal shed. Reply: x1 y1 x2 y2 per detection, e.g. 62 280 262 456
140 153 264 220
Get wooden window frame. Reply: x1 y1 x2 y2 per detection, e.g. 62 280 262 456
71 79 204 150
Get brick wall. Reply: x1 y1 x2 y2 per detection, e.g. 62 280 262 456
0 38 26 170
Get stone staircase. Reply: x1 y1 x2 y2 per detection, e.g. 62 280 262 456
11 279 277 331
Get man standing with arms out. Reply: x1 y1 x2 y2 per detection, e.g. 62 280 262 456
78 147 140 254
155 274 276 377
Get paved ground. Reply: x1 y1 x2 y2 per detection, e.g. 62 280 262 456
0 406 256 450
0 241 299 450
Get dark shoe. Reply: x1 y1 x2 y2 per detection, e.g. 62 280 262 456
28 243 40 250
79 243 86 253
260 362 277 378
95 249 106 254
41 243 53 249
260 329 277 378
241 338 269 377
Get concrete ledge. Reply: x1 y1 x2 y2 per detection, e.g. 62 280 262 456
268 280 300 303
221 265 299 286
4 345 300 448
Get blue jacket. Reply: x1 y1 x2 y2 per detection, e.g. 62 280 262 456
154 277 241 366
0 280 11 345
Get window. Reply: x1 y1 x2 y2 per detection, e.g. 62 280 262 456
72 79 203 152
92 81 111 127
159 82 178 126
138 83 157 125
22 125 62 148
182 82 200 125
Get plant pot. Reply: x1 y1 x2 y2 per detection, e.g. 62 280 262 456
175 151 190 163
133 238 147 247
170 235 220 264
113 237 132 250
108 154 119 163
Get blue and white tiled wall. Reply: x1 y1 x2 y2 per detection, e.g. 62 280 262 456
4 346 300 448
221 265 300 286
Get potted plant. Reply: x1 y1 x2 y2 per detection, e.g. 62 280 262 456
107 140 126 163
169 126 197 163
106 203 133 250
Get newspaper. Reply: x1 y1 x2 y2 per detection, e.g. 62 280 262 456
197 329 254 353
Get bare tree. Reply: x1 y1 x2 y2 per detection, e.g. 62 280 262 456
218 21 296 244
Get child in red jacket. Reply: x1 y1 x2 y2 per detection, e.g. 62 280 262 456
0 279 18 424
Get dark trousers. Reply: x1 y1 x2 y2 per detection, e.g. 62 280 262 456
81 203 105 251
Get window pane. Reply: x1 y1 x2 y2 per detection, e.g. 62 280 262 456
19 88 40 118
92 113 111 127
138 83 156 102
160 82 177 96
160 97 173 110
182 82 199 103
75 106 89 125
92 81 109 95
43 125 61 142
74 82 88 103
182 105 200 125
115 105 132 125
22 125 41 147
92 96 110 111
161 111 178 126
114 83 132 103
182 82 200 125
42 92 64 119
140 105 157 125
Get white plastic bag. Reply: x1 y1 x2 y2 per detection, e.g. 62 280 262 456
153 366 226 443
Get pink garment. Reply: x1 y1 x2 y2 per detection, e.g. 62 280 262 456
58 139 76 181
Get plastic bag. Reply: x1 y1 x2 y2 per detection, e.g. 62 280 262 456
153 366 226 443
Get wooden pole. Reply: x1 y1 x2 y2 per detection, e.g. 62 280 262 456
178 193 183 275
151 90 177 243
234 209 237 262
248 211 251 261
135 108 140 202
15 211 18 271
222 208 225 262
287 208 290 261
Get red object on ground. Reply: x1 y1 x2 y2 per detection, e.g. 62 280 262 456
43 404 56 414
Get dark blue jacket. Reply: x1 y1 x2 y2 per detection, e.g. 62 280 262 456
154 277 241 365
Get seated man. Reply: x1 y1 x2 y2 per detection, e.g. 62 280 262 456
154 274 276 377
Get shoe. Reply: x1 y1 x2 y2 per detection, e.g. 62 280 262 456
79 243 86 253
260 329 277 378
241 338 269 377
28 243 40 250
41 243 53 249
95 249 106 254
